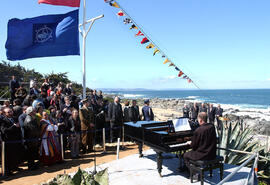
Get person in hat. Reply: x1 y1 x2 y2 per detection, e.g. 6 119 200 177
79 99 94 153
142 99 154 121
24 106 40 170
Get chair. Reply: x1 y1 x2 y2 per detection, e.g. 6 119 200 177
189 156 224 185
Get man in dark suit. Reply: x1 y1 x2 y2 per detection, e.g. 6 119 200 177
199 103 207 113
9 75 20 104
182 104 190 118
129 100 140 122
208 104 216 124
190 102 199 121
183 112 217 172
215 104 223 130
0 107 24 176
108 96 123 143
142 99 154 121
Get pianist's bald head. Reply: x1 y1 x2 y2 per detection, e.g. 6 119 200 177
197 112 207 125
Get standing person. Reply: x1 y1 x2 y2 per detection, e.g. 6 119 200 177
9 75 20 104
95 99 105 145
216 104 223 130
129 100 140 122
182 104 190 118
183 112 217 171
199 103 208 113
208 104 216 124
24 107 40 170
67 109 81 158
0 108 24 175
79 99 94 153
190 102 199 122
18 106 28 139
40 111 62 165
29 83 40 96
97 90 103 100
108 97 123 143
41 78 50 98
123 100 130 122
15 85 27 103
63 83 73 96
142 99 154 121
12 99 23 122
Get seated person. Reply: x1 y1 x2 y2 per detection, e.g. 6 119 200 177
183 112 217 171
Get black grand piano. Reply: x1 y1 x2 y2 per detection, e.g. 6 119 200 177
124 119 197 176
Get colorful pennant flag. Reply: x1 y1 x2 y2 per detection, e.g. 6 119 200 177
5 10 80 61
178 71 184 77
146 43 154 49
183 75 188 79
135 30 144 37
188 78 192 83
123 18 132 24
169 63 175 67
163 58 170 64
175 66 180 71
153 48 160 56
162 55 166 58
110 1 119 8
38 0 81 7
117 10 125 17
104 0 113 3
141 37 149 44
130 24 138 29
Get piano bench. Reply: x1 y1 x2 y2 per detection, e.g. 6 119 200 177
189 156 224 185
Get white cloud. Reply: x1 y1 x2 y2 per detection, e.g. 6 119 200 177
267 78 270 81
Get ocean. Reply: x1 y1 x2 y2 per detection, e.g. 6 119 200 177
103 89 270 110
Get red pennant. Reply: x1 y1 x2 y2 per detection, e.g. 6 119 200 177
141 37 149 44
135 30 144 37
178 71 184 77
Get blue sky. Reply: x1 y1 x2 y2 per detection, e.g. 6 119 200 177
1 0 270 89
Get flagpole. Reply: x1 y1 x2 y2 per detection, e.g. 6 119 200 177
80 0 104 99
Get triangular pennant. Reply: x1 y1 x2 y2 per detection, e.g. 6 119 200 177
163 58 170 64
146 43 154 49
117 10 125 17
141 37 149 44
183 75 188 79
175 66 180 71
162 55 166 58
123 18 132 24
135 30 144 37
169 63 175 67
153 48 160 56
188 78 192 83
104 0 113 3
110 1 119 8
178 71 184 77
130 24 138 29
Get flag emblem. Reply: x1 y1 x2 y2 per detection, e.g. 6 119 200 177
34 24 55 43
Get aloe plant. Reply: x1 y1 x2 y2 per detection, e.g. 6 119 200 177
218 121 270 182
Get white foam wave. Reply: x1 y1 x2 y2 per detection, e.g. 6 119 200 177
186 96 199 99
122 94 143 98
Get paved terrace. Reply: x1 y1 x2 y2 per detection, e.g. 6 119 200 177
83 149 251 185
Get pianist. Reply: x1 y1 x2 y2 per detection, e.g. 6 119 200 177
183 112 217 171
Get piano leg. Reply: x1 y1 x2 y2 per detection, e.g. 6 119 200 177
138 142 143 158
156 151 163 177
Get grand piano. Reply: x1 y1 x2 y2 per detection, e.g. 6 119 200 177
124 118 197 176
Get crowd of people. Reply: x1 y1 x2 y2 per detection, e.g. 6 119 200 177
0 76 155 176
182 102 223 129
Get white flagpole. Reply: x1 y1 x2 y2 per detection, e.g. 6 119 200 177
80 0 104 99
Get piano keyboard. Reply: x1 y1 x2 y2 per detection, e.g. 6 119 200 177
169 142 190 148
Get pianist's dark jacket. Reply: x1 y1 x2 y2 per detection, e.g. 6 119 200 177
188 123 217 160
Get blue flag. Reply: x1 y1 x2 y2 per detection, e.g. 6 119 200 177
5 10 80 61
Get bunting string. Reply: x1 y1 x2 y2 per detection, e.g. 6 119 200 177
104 0 201 89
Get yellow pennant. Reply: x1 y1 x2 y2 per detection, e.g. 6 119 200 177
153 48 160 56
169 63 175 67
146 43 154 49
111 2 119 8
163 58 170 64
